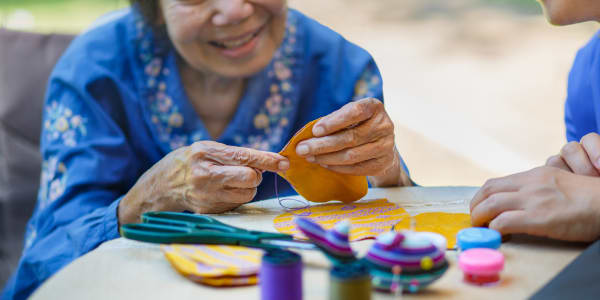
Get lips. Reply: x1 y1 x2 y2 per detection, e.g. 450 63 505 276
209 25 264 50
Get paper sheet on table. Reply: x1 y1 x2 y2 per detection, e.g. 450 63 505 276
273 198 471 247
161 245 263 287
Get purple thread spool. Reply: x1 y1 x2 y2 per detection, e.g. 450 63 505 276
260 250 303 300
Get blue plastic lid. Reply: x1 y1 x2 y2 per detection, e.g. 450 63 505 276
457 227 501 250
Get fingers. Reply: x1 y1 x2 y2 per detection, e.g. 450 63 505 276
321 155 390 176
297 103 393 157
580 133 600 172
560 141 600 176
311 138 392 166
488 210 530 235
470 176 520 212
470 192 523 227
545 155 572 172
193 141 289 172
192 164 263 189
312 98 382 137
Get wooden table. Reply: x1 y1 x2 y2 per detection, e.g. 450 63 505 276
31 187 586 300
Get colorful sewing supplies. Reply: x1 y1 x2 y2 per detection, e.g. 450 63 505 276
413 231 447 252
458 248 504 285
366 231 449 293
456 227 502 251
275 199 410 241
260 249 303 300
120 211 317 251
274 199 471 248
278 118 368 203
329 261 372 300
161 244 263 287
296 217 357 264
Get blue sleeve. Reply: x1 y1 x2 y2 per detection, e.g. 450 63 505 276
565 33 600 142
2 79 140 300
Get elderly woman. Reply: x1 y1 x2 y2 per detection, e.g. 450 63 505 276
3 1 411 298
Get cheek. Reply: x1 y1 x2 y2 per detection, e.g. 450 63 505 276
163 5 210 44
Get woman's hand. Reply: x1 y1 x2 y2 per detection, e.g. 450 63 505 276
545 132 600 176
119 141 289 224
470 166 600 242
295 98 411 187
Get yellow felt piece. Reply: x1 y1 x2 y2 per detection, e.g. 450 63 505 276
394 212 472 249
161 245 263 286
278 118 368 203
191 275 258 287
273 198 409 241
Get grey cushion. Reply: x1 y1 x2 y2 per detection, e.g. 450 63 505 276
0 28 74 287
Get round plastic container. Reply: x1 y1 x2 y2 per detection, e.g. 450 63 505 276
457 227 501 251
458 248 504 285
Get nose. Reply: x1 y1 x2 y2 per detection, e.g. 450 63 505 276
212 0 254 26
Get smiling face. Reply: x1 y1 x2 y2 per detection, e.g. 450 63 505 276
159 0 287 78
538 0 600 25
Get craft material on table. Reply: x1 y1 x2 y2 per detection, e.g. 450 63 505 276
366 231 449 293
120 211 317 251
162 244 263 287
278 118 368 203
458 248 504 286
394 212 472 249
260 249 303 300
274 198 471 248
457 227 502 251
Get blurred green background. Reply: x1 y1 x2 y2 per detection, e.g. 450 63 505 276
0 0 541 33
0 0 128 33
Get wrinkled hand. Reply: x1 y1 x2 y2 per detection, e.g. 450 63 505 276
470 166 600 242
295 98 411 187
546 133 600 176
119 141 289 224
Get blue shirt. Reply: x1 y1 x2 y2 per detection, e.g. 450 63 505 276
565 31 600 141
2 8 387 299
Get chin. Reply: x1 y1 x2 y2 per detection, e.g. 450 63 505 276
540 0 595 25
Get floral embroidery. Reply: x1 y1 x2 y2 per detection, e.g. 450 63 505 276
38 156 68 209
43 101 87 147
353 63 381 100
235 13 300 151
135 10 301 152
135 15 206 151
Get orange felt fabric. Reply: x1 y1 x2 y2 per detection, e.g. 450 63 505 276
278 119 368 203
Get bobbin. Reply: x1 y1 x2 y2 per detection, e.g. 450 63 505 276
260 249 303 300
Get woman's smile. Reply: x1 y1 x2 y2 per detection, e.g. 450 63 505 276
208 23 266 58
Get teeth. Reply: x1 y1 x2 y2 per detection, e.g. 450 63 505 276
222 33 254 48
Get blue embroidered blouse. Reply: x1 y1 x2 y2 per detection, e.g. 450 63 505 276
2 8 388 300
565 30 600 141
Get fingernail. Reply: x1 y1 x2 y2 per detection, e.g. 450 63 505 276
278 160 289 171
296 144 309 155
313 126 324 136
306 156 315 163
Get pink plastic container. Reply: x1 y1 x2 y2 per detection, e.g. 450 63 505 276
458 248 504 285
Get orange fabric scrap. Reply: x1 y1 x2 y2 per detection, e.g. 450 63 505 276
278 119 368 203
